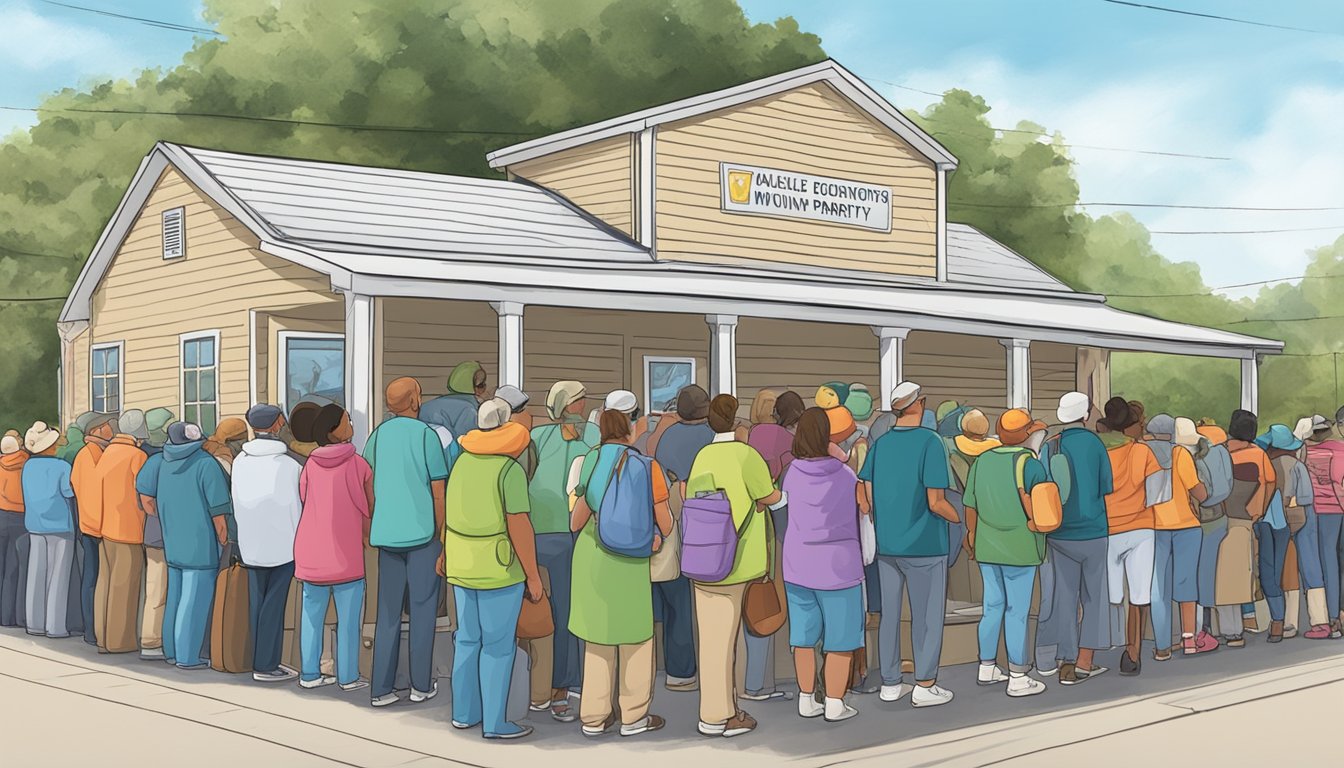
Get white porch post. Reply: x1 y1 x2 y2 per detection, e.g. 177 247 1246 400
872 327 910 407
1001 338 1032 410
57 320 88 428
706 314 738 397
1241 355 1260 413
344 292 375 451
492 301 525 389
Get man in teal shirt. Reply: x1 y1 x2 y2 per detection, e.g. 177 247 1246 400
858 381 959 709
363 377 449 707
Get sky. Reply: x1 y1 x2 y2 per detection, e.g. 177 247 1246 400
1 0 1342 294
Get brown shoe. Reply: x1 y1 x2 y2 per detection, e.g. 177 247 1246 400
722 710 757 738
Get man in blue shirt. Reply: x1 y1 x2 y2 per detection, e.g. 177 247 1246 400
1036 392 1114 685
858 381 959 709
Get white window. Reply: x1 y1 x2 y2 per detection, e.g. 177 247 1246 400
644 356 696 415
277 332 345 413
181 331 220 432
163 206 185 259
90 341 123 414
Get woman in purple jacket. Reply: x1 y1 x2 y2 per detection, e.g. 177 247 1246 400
782 408 867 724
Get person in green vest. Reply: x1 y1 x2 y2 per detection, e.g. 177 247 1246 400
964 408 1051 699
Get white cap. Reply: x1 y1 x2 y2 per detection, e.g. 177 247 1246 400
1057 391 1090 424
1174 417 1200 447
477 398 512 430
890 381 921 410
0 434 20 455
1293 417 1314 442
604 389 638 414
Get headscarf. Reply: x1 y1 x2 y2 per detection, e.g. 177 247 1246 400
56 425 85 463
547 380 586 421
447 361 483 396
204 417 248 461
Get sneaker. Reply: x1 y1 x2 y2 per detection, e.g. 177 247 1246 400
299 675 337 689
1119 651 1141 677
798 694 824 719
551 698 577 723
409 682 438 703
697 720 726 737
665 676 699 692
253 667 298 683
879 683 912 702
484 724 534 741
1329 622 1342 639
977 664 1009 686
451 720 478 730
721 710 757 738
370 692 401 707
582 713 618 737
1284 625 1299 639
176 662 209 671
339 678 370 692
740 690 792 702
1006 674 1046 698
911 684 954 708
1306 624 1334 640
1038 665 1059 677
620 714 666 737
1193 631 1220 653
139 647 165 661
824 697 859 722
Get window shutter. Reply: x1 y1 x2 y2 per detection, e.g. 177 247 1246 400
162 207 185 259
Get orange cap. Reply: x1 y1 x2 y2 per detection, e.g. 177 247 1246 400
997 408 1048 446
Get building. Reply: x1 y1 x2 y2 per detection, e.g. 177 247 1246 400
57 59 1281 662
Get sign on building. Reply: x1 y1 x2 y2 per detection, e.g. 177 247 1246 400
719 162 892 232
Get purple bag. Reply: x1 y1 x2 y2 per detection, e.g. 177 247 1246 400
680 491 750 583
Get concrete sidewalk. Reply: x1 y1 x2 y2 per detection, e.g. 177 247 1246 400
1 626 1341 767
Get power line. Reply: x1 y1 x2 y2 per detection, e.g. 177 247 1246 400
0 296 66 303
1228 313 1344 325
1100 0 1339 36
1148 224 1344 235
954 201 1344 212
926 127 1229 162
1103 272 1344 299
38 0 218 35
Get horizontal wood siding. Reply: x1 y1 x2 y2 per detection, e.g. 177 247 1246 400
654 82 937 277
510 135 635 237
381 298 498 399
87 167 338 419
905 332 1008 417
1032 342 1078 419
736 318 879 415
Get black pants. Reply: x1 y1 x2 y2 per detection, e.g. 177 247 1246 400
80 533 100 643
247 561 295 673
0 513 25 626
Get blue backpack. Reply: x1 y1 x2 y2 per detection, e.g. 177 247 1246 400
596 447 657 558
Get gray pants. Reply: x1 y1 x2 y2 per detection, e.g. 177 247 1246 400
877 555 946 684
745 504 785 695
1042 538 1111 664
26 532 75 638
372 540 441 698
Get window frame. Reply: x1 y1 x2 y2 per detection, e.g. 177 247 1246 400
89 340 124 415
179 329 221 431
643 355 696 416
275 330 346 414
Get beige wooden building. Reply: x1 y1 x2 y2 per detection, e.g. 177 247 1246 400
58 60 1281 665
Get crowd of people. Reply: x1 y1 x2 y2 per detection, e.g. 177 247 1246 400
2 359 1343 742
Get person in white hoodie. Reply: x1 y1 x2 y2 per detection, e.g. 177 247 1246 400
233 404 303 683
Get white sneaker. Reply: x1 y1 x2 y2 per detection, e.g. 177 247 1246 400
879 683 912 702
253 667 298 683
824 697 859 722
976 664 1009 685
299 675 337 689
1039 665 1059 677
1006 674 1047 698
409 682 438 703
339 678 370 692
798 694 824 719
911 684 954 708
370 693 400 707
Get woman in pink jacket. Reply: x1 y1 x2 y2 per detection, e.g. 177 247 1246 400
295 405 373 691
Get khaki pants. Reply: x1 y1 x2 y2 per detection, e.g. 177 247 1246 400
140 546 167 651
527 636 555 706
95 539 145 653
693 581 748 725
580 639 654 728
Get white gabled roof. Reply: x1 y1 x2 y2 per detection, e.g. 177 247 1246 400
947 223 1074 294
486 59 959 170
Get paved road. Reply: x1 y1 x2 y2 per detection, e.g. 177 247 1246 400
1 626 1341 767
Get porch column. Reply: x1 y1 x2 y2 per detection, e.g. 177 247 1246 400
872 326 911 407
344 292 375 451
1241 355 1260 414
706 314 738 397
57 320 88 428
492 301 525 389
1001 338 1032 410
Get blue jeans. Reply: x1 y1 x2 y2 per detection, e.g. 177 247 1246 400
452 583 525 736
536 533 582 690
1197 518 1228 608
79 533 99 644
301 579 364 685
247 561 294 673
1319 514 1344 617
1152 528 1201 649
651 575 696 680
1293 506 1325 590
977 563 1036 673
1255 522 1290 622
372 540 441 698
164 566 216 667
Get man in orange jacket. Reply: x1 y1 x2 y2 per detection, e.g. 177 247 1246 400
72 412 117 646
0 431 28 627
93 410 149 654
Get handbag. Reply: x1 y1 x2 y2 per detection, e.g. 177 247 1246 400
859 510 877 566
515 590 554 640
1015 453 1063 533
210 542 252 674
680 490 752 583
743 504 787 637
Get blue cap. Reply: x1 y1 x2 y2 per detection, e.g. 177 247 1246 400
1264 423 1303 452
246 403 284 430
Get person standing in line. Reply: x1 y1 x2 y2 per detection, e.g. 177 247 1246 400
1095 397 1160 677
232 404 304 683
858 382 959 709
964 409 1050 698
1223 411 1275 639
22 422 76 638
0 432 30 628
1304 413 1344 636
685 393 783 738
525 380 599 721
92 412 148 654
1283 417 1334 640
420 361 492 439
136 408 174 659
295 404 372 692
781 408 865 723
72 411 117 646
1258 424 1309 643
287 402 322 461
202 418 248 477
1148 416 1215 659
568 409 674 737
445 398 543 740
363 378 449 707
137 422 231 670
649 385 715 693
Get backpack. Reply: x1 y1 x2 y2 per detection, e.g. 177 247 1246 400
1015 452 1063 535
1145 442 1176 507
1195 441 1233 522
1272 454 1308 533
595 447 658 558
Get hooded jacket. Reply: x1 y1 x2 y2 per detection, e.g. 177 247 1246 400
71 441 106 537
0 450 28 512
96 435 148 544
418 362 483 438
153 440 232 570
780 456 863 591
231 437 303 567
296 442 372 584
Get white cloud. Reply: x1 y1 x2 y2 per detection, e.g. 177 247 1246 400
0 4 134 73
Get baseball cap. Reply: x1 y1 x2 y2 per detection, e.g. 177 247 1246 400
167 421 204 445
246 403 284 430
1057 392 1089 424
997 408 1047 446
494 385 530 413
889 381 922 411
477 398 512 430
604 389 638 414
